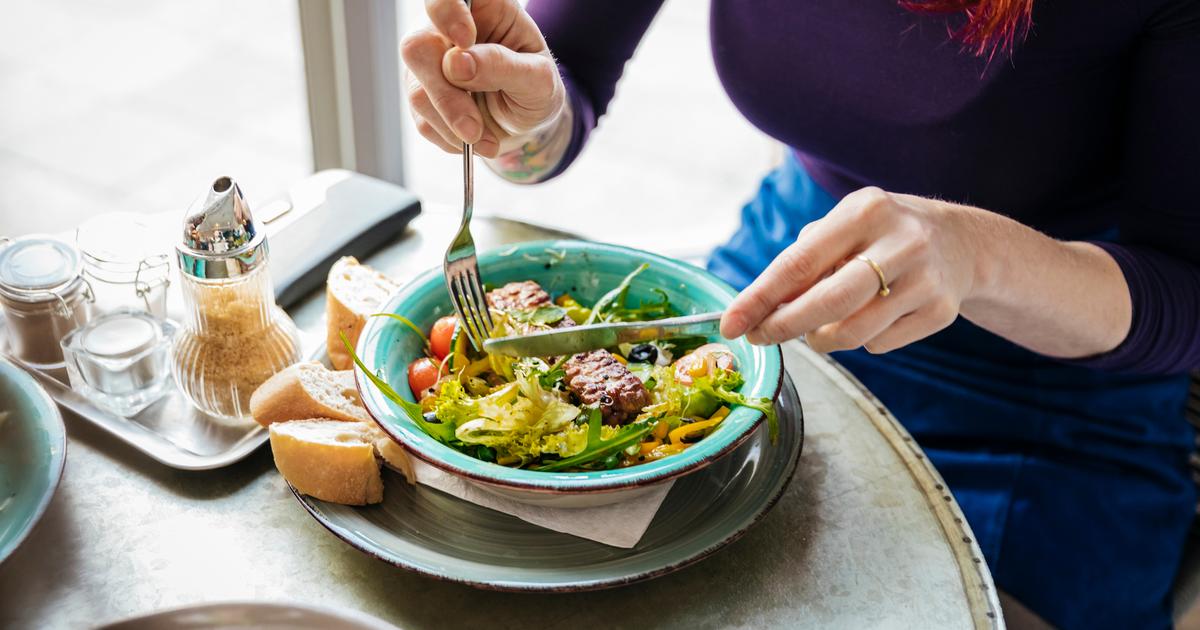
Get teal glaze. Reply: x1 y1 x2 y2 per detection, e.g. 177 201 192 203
356 240 783 493
0 358 66 564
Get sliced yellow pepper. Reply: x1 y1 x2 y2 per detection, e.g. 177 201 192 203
652 420 670 441
669 406 731 444
639 440 661 455
648 443 687 460
612 353 628 365
555 293 591 324
461 356 492 379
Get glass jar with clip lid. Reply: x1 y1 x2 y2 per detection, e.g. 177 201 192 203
0 235 95 370
75 212 171 319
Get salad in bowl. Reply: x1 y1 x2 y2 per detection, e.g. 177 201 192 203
349 241 783 507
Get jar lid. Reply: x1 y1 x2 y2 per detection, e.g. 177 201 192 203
0 236 83 299
77 212 159 269
176 176 268 280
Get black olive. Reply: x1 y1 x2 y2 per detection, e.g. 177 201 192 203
423 411 441 424
628 343 657 364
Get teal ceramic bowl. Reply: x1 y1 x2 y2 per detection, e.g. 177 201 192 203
356 240 783 507
0 358 66 564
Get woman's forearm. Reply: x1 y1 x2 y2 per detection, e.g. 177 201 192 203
957 207 1132 359
483 102 574 185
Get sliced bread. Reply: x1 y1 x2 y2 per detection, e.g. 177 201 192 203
249 362 369 427
366 424 416 482
269 420 384 505
326 256 399 370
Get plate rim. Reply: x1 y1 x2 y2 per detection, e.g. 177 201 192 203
289 377 803 593
0 357 68 566
97 600 399 630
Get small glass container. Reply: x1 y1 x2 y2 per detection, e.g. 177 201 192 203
76 213 171 318
171 176 301 421
61 310 176 417
0 235 95 369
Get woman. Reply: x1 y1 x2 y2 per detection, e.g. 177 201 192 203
401 1 1200 626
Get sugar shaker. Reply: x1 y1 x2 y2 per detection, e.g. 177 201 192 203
171 176 301 421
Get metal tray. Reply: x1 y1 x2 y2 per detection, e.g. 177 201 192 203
0 338 267 471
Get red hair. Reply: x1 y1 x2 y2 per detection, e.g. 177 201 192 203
900 0 1034 57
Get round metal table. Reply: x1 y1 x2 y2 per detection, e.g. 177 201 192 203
0 211 1002 629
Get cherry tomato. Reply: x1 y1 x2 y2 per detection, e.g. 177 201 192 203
430 315 457 360
408 357 442 396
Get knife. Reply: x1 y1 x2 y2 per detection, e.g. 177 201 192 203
482 311 724 357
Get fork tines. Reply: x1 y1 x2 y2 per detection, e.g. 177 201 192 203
448 261 494 351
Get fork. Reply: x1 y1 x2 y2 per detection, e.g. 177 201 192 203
443 12 494 351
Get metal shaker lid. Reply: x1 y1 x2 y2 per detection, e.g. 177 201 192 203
176 176 269 280
0 235 85 302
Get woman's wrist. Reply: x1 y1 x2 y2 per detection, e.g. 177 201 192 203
483 101 574 185
957 207 1132 358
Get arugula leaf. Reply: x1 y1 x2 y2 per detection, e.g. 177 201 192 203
538 364 566 389
339 332 456 443
608 288 677 322
585 407 602 446
510 305 567 326
370 313 431 353
585 263 649 324
534 419 655 472
661 336 709 357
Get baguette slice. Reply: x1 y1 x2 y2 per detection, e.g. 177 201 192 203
326 257 399 370
249 362 368 427
366 424 416 483
270 420 384 505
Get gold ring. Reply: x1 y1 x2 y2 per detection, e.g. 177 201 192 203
855 254 890 297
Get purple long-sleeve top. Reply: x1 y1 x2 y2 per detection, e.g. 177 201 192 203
526 0 1200 376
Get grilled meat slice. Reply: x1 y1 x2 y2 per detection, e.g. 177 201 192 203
486 281 551 311
488 280 576 335
564 350 649 425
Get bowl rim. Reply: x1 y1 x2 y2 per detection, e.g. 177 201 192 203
0 357 68 566
355 239 784 494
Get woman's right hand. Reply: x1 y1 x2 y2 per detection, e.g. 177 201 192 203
400 0 565 159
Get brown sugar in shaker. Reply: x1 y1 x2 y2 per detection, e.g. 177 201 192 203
171 177 301 421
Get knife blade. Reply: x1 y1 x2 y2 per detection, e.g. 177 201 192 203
483 311 724 357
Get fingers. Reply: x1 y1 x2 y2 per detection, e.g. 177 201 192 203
442 44 558 102
723 188 896 339
861 299 958 354
744 251 886 346
401 28 488 144
407 76 462 153
425 0 476 49
803 273 927 353
722 218 863 339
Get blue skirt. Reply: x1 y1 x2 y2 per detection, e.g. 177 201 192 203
708 153 1196 630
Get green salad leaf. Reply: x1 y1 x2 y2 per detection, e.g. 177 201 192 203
533 408 655 472
692 369 779 442
585 263 649 324
339 332 456 443
370 313 430 352
510 304 567 326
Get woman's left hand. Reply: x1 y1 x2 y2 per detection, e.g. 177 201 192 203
721 186 985 354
